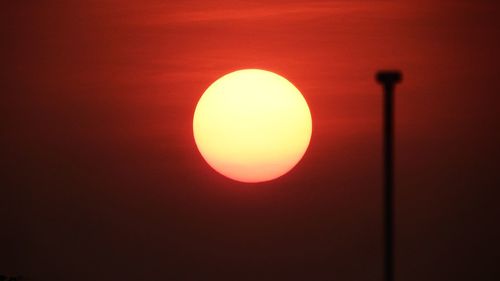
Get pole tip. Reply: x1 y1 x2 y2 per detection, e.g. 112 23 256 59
376 71 402 85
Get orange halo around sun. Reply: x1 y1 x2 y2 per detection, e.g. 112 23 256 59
193 69 312 183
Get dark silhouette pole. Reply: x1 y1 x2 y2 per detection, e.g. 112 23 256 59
376 70 402 281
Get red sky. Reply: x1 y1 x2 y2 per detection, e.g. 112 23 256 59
1 1 499 280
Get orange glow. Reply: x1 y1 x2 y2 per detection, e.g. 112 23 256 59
193 69 312 183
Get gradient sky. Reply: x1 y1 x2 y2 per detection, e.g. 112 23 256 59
1 1 499 280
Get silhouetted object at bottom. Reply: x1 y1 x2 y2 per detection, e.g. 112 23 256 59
0 275 23 281
376 70 402 281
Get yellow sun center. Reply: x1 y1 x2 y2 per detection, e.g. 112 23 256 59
193 69 312 183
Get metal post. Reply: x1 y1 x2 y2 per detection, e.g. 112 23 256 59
376 71 402 281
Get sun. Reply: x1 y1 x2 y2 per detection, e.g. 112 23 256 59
193 69 312 183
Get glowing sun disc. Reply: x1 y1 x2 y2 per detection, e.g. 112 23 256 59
193 69 312 183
